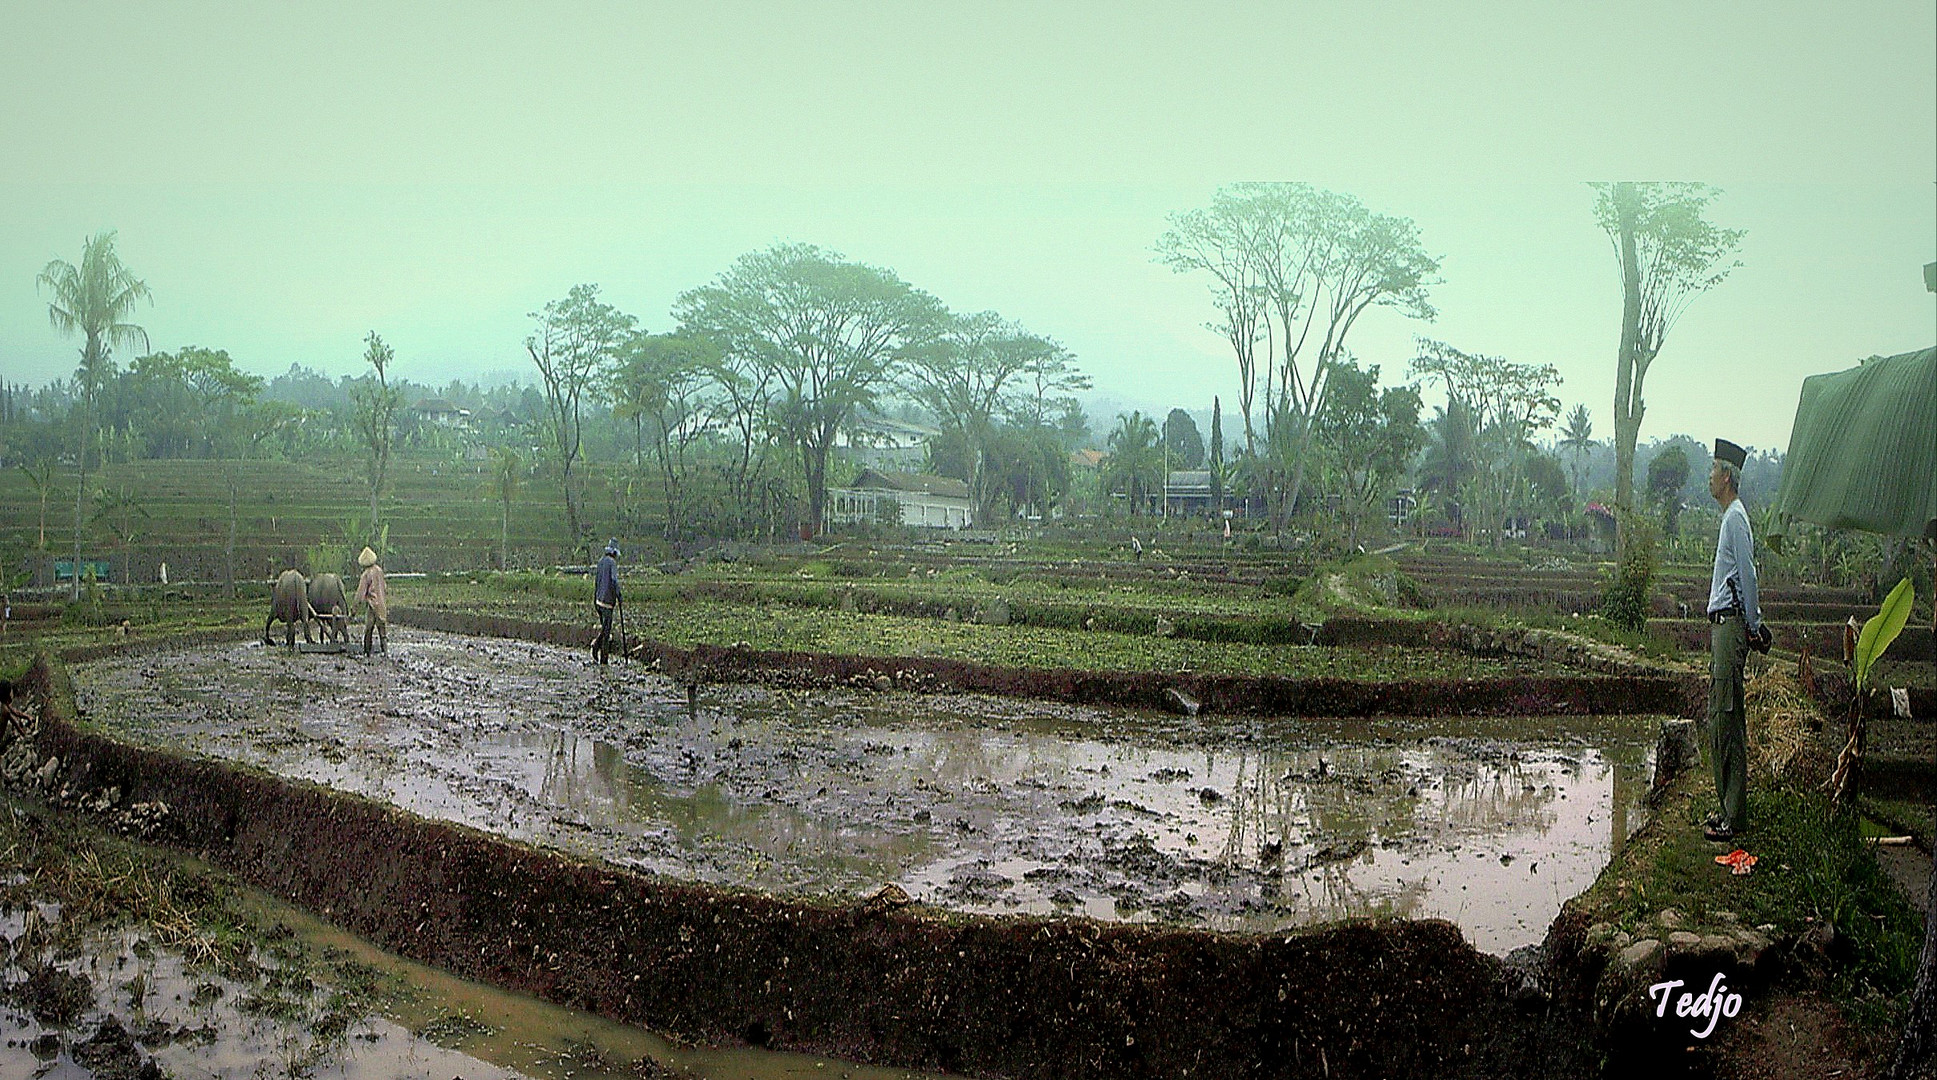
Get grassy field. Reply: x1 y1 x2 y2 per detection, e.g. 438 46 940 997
393 577 1571 680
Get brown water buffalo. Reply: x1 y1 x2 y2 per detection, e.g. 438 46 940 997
264 570 311 649
306 572 349 644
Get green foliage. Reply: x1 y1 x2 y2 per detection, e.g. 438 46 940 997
1162 408 1205 468
1854 576 1915 691
1105 411 1163 513
1646 444 1690 535
1314 358 1424 543
674 244 947 530
1599 513 1659 631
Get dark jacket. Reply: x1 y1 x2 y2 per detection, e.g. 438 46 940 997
594 554 620 607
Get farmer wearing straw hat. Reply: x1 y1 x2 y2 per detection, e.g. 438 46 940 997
354 546 388 657
1703 439 1770 842
592 540 621 665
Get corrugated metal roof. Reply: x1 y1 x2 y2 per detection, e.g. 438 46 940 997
848 469 972 499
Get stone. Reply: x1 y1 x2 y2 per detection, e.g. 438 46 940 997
974 598 1010 626
1615 938 1665 972
1652 720 1699 792
1667 931 1703 951
35 755 60 787
1163 688 1201 716
872 675 893 693
1696 934 1737 958
1655 908 1685 931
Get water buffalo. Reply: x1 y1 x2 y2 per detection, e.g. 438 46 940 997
306 572 349 645
264 569 311 649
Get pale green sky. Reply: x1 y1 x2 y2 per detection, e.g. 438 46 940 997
3 2 1932 452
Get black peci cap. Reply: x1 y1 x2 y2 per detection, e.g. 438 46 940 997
1713 439 1747 470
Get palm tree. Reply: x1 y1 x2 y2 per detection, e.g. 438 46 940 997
16 457 57 549
1558 403 1594 501
1416 399 1478 538
1106 411 1163 515
38 231 151 600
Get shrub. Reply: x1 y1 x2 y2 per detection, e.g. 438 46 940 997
1599 514 1659 632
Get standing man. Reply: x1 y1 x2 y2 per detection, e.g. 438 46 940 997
593 540 621 665
1703 439 1769 842
355 546 388 657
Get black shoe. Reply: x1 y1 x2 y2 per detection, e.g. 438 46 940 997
1703 812 1723 828
1703 825 1736 843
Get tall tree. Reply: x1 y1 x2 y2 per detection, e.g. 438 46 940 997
908 312 1088 519
1314 360 1424 548
1558 403 1595 499
1161 184 1439 524
350 332 404 538
142 346 264 596
1593 182 1744 555
610 332 724 539
37 230 150 601
1410 338 1562 546
1209 396 1225 508
675 244 945 532
491 447 520 570
1162 408 1206 469
1157 198 1268 456
527 284 636 541
1646 445 1691 537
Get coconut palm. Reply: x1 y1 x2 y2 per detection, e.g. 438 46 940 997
1558 403 1594 500
38 231 151 600
1105 411 1164 515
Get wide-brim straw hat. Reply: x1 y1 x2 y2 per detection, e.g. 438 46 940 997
358 547 378 568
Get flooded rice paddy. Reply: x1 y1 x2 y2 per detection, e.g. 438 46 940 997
73 632 1658 956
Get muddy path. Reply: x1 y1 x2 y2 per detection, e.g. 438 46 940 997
73 632 1657 955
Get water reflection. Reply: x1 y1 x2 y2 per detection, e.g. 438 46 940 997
73 633 1655 954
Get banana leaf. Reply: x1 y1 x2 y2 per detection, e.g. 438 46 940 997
1854 576 1915 691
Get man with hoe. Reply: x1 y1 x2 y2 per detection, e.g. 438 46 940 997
593 540 621 665
355 546 388 657
1704 439 1771 843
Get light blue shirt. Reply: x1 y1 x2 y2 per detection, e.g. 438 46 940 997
1707 498 1761 630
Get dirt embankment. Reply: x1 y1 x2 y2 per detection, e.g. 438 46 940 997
392 607 1701 720
10 652 1602 1080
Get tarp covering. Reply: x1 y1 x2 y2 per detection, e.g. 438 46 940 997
1770 347 1937 542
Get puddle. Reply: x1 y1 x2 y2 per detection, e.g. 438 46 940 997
74 633 1657 954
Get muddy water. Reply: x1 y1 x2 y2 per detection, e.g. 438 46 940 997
73 632 1657 955
0 878 951 1079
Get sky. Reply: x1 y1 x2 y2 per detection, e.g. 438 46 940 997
2 2 1932 454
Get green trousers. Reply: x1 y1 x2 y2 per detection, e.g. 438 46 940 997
1708 616 1749 832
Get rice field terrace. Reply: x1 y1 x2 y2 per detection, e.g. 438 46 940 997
3 531 1928 1078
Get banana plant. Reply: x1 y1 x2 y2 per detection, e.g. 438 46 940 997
1827 575 1915 805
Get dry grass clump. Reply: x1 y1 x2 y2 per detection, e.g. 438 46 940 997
1747 664 1831 782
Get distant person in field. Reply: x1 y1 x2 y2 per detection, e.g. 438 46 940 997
355 546 389 656
593 540 621 665
1702 438 1768 843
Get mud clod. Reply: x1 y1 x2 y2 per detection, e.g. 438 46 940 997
73 1016 165 1080
13 965 94 1026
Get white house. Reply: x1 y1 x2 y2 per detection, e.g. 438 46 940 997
829 469 975 529
835 415 938 471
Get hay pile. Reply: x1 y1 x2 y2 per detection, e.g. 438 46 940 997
1746 664 1831 782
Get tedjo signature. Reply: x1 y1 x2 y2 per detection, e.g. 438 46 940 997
1648 973 1744 1039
